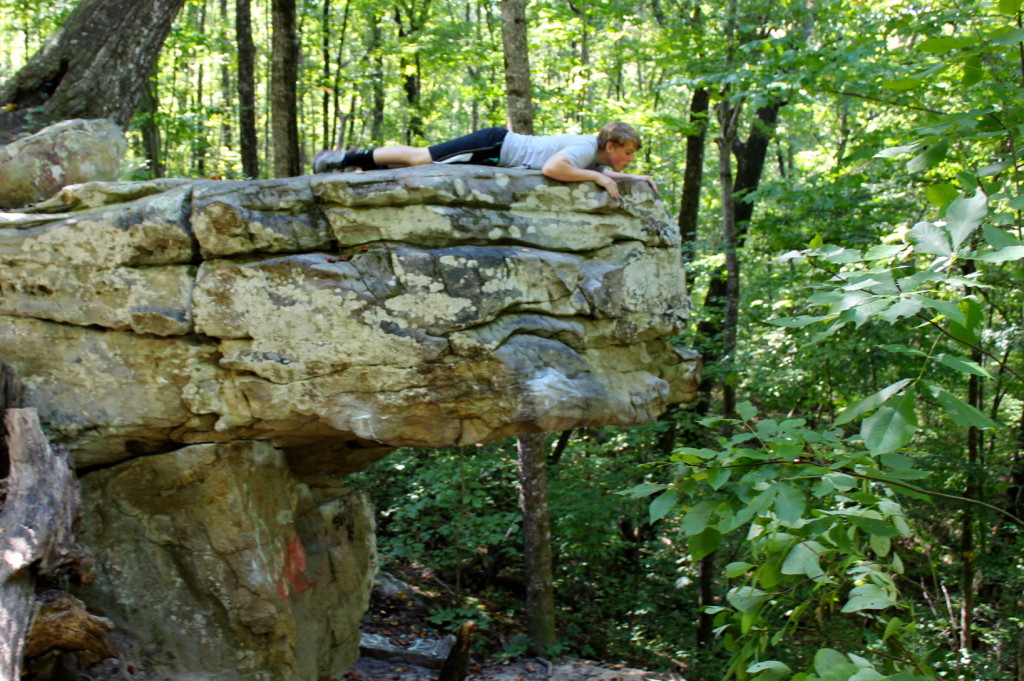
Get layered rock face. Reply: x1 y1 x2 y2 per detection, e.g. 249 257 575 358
0 164 697 680
0 165 697 470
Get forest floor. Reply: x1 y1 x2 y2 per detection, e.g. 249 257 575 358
345 568 684 681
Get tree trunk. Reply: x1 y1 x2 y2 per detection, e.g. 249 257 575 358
0 0 187 142
694 100 783 416
500 0 534 134
137 77 165 178
715 97 742 420
517 433 556 655
271 0 301 177
678 86 710 263
236 0 260 178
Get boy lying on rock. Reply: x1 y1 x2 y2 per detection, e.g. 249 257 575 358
313 121 657 200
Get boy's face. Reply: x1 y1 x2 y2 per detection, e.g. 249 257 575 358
606 141 638 171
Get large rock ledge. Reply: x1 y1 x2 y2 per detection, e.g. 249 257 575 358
0 165 698 472
0 163 697 681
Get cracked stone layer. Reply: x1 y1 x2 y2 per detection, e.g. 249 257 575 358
0 164 698 469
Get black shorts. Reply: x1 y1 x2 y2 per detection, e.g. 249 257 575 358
428 127 508 166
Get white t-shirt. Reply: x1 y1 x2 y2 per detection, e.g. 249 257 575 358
499 132 601 170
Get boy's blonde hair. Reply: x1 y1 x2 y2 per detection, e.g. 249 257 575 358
597 121 642 149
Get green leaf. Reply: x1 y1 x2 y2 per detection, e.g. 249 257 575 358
861 391 918 454
771 314 832 328
737 401 757 421
926 183 959 207
690 527 723 560
747 660 793 681
649 489 679 523
708 467 732 490
841 583 896 612
725 561 756 578
848 515 901 537
726 586 771 613
991 26 1024 44
1000 0 1023 12
935 353 992 378
878 297 924 322
774 483 806 524
982 225 1022 249
883 616 904 640
834 379 913 426
974 245 1024 262
945 189 987 251
681 500 719 535
870 532 891 557
907 138 948 172
907 221 951 256
622 483 665 498
814 649 849 676
917 36 976 52
781 541 825 578
881 77 921 91
920 296 966 325
928 384 998 429
863 244 904 260
979 160 1012 177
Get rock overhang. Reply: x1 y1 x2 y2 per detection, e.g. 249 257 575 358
0 164 699 471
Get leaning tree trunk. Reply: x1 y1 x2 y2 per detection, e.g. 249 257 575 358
0 0 187 142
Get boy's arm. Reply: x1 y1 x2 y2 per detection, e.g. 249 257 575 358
542 153 622 198
602 168 658 192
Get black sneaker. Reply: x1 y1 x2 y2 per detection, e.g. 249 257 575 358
313 147 358 173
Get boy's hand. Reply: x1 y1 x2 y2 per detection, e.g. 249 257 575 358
596 174 621 198
636 175 658 192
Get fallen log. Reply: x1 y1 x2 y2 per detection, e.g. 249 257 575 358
1 396 108 680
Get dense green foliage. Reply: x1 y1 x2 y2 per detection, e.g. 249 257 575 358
3 0 1024 678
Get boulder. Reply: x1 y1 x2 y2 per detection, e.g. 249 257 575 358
0 165 699 681
77 441 376 681
0 166 699 469
0 119 126 209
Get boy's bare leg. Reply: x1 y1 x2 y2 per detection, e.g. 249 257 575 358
372 145 432 168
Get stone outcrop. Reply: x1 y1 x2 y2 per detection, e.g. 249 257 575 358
0 119 126 209
0 163 698 681
0 166 698 471
76 441 376 681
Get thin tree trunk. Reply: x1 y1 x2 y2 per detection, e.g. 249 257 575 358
219 0 233 155
678 86 710 263
236 0 259 178
517 433 556 655
271 0 301 177
500 0 533 134
192 0 209 176
137 76 165 178
715 97 742 420
0 0 187 140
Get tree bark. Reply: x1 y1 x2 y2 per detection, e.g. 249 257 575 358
236 0 260 179
1 406 100 678
271 0 301 177
678 86 710 263
137 77 165 178
517 433 556 655
500 0 534 134
0 0 187 142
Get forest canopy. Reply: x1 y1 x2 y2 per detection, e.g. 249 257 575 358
2 0 1023 679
